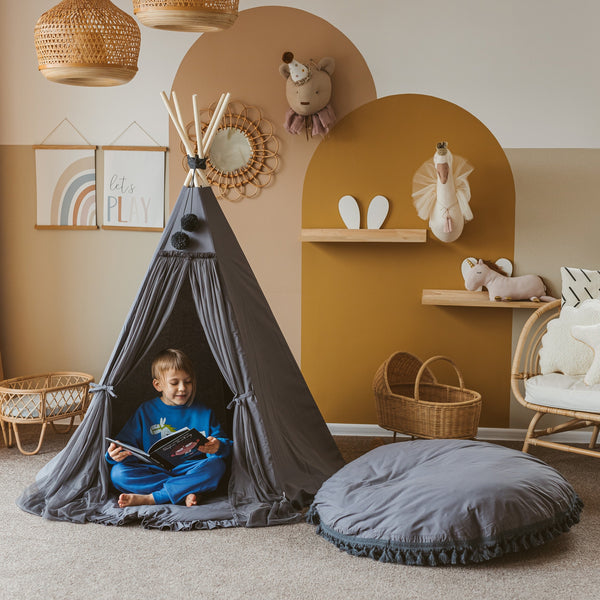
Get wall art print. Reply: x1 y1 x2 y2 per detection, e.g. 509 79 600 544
102 147 165 231
34 145 97 229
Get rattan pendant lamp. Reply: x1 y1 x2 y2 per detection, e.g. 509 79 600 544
34 0 141 86
133 0 239 32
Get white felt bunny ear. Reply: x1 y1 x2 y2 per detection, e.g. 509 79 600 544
338 195 360 229
367 195 389 229
461 257 481 291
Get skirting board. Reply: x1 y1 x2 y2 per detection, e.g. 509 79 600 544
327 423 595 444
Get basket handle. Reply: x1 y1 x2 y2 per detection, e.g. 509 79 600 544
414 356 464 402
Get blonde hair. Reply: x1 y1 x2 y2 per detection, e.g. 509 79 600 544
151 348 196 393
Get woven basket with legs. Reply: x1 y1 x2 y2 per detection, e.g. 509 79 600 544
0 372 93 455
373 352 482 440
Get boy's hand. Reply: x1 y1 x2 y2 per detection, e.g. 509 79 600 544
108 442 132 462
199 436 220 455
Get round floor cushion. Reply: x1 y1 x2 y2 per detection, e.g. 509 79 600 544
307 439 582 566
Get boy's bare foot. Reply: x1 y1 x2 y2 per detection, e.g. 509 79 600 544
185 493 202 507
118 493 155 507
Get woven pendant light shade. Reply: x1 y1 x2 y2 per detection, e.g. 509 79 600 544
133 0 238 32
34 0 141 87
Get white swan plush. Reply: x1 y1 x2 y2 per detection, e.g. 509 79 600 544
412 142 474 243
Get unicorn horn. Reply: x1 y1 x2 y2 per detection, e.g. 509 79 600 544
466 258 475 268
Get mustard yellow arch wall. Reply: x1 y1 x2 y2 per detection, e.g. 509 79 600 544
302 94 516 428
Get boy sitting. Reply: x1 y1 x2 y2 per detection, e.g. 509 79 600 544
106 348 232 508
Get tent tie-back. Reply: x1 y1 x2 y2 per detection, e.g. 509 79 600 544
89 383 117 398
227 390 254 409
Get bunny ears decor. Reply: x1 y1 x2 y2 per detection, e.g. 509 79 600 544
338 195 389 230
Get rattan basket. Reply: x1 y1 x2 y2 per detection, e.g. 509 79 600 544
0 372 94 455
373 352 481 440
133 0 238 32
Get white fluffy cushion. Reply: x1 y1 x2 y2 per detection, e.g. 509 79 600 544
571 323 600 385
561 266 600 307
525 373 600 413
539 299 600 375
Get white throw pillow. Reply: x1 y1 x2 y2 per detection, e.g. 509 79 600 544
561 266 600 307
539 299 600 375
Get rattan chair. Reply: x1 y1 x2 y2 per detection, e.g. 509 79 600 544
511 299 600 458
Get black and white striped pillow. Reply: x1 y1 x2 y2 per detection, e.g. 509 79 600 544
561 266 600 307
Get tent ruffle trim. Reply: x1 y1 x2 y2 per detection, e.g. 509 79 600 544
89 510 239 531
159 250 216 259
305 494 583 566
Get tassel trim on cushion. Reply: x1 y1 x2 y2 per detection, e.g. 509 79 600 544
306 494 583 566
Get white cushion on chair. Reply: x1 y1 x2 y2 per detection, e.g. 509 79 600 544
525 373 600 413
539 299 600 376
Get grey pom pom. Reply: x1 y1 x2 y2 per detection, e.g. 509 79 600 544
171 231 190 250
181 213 200 232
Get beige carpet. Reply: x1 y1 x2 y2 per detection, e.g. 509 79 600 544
1 431 599 600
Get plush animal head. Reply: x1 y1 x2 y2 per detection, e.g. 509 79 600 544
279 51 335 116
461 257 513 291
461 258 483 291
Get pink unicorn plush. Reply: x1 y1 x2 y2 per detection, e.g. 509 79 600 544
463 259 555 302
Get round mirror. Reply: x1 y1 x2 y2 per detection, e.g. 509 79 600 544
209 127 252 173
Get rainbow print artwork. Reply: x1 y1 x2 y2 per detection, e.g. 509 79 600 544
35 148 97 228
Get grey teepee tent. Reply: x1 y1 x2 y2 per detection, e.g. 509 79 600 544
17 184 345 529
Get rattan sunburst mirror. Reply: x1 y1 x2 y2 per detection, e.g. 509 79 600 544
183 100 279 201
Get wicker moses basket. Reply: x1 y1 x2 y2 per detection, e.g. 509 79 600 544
373 352 482 440
0 372 93 455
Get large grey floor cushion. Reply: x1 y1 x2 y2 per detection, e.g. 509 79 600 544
307 439 582 566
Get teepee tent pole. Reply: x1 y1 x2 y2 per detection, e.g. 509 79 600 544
192 94 204 159
160 91 192 154
171 91 203 188
162 91 230 188
204 93 230 153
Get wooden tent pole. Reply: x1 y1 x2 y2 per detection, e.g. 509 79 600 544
192 94 204 159
162 90 230 188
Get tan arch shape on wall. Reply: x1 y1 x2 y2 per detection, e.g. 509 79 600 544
170 6 377 363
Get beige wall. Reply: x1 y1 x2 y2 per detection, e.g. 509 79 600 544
0 146 160 379
2 5 600 430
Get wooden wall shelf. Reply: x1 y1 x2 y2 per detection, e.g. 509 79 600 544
301 229 427 243
422 289 543 309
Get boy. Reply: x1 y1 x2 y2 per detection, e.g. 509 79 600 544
106 348 232 508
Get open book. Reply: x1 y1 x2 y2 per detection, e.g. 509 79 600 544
107 427 209 471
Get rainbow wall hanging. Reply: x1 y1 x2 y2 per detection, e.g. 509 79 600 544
34 145 97 229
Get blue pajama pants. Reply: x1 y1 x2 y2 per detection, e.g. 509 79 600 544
110 456 226 505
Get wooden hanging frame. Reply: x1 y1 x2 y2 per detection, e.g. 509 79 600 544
102 123 167 232
34 143 98 230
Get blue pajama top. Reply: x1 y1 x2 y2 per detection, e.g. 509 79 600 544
106 396 232 464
